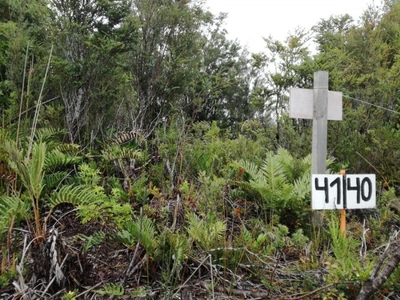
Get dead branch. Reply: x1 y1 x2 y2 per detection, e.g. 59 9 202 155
356 232 400 300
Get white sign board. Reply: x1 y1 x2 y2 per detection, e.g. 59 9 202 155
312 174 376 210
289 88 343 120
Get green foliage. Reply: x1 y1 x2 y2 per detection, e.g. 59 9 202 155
4 140 46 238
1 0 400 297
0 195 30 237
116 214 158 255
50 163 133 228
130 175 151 203
49 0 135 143
82 231 105 253
6 140 45 201
156 229 192 287
326 213 374 283
184 122 267 180
94 283 124 296
49 185 98 209
186 211 226 251
386 264 400 292
35 128 67 146
101 143 142 162
0 269 16 288
42 171 69 193
78 195 133 229
237 149 312 231
61 290 78 300
196 171 227 216
44 149 81 172
321 289 348 300
367 188 400 246
77 163 102 186
130 287 149 298
291 228 309 250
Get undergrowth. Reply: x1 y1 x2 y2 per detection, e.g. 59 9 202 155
0 122 398 299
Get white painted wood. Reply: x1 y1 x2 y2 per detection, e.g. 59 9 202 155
312 174 376 210
289 88 342 120
312 71 329 176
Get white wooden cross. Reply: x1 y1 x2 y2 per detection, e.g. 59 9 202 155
289 71 342 176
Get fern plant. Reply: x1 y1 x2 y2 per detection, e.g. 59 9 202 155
5 140 46 239
186 211 226 251
48 164 133 229
113 213 159 279
0 196 30 238
3 133 82 241
0 195 30 272
82 231 105 253
116 214 158 254
94 283 124 296
156 229 192 288
237 149 312 230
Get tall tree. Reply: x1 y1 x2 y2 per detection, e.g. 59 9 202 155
252 28 314 155
49 0 135 143
126 0 211 133
191 16 253 128
0 0 50 123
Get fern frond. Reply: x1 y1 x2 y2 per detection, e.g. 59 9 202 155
0 196 30 235
125 215 158 254
276 148 294 180
238 159 261 181
260 152 286 191
186 212 226 250
55 143 81 155
113 229 136 246
35 127 66 143
44 149 81 171
101 144 142 162
43 171 69 191
234 181 264 203
293 172 311 199
238 151 302 208
4 140 25 177
82 231 105 253
166 232 191 264
278 184 296 208
94 283 124 296
301 154 312 168
240 226 253 247
49 185 98 210
186 212 203 243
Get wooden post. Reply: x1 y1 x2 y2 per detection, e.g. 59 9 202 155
340 169 346 235
312 71 329 174
312 71 329 225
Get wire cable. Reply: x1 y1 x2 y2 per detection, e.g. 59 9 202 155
344 95 400 115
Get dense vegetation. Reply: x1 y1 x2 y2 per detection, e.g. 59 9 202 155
0 0 399 299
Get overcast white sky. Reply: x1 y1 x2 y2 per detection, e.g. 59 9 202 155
205 0 376 53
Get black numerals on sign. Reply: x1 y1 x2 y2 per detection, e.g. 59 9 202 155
314 176 373 206
347 177 360 203
361 177 372 201
315 177 329 203
315 176 343 206
346 177 373 203
361 178 373 201
330 177 341 205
